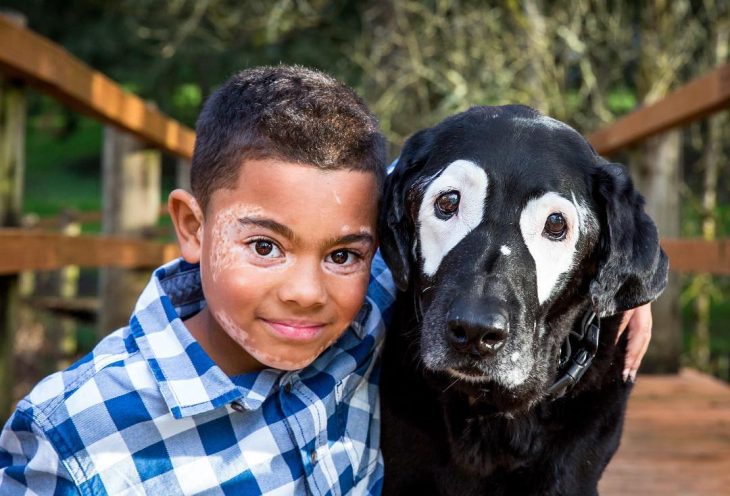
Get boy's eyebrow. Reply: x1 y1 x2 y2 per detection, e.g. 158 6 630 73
238 217 298 242
324 233 375 249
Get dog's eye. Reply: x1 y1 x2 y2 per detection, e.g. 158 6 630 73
435 191 460 219
543 213 567 240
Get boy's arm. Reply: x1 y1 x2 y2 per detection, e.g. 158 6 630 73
0 409 79 495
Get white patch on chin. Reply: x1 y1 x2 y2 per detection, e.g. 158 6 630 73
418 160 488 276
519 192 580 304
447 359 531 388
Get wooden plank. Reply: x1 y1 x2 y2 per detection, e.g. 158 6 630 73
0 229 180 274
0 16 195 159
0 23 25 419
600 369 730 495
0 233 725 275
661 238 730 276
589 64 730 155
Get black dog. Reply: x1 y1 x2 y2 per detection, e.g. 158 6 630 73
378 105 668 496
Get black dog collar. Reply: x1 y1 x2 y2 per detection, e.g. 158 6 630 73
547 312 601 399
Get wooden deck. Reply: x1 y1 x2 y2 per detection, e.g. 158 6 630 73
600 369 730 495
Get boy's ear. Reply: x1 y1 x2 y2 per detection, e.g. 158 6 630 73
589 159 669 317
168 189 204 264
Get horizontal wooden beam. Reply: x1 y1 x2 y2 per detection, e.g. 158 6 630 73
0 16 195 159
661 239 730 276
589 64 730 155
0 229 180 274
0 231 727 276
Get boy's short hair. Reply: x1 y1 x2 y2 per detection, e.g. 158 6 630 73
191 65 387 212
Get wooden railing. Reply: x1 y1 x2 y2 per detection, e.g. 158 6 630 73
0 16 194 159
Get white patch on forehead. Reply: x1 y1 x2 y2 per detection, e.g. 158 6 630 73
519 192 580 304
500 245 512 256
418 160 488 276
536 115 576 132
513 115 578 134
510 352 520 363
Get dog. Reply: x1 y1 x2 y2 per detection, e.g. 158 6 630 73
378 105 668 496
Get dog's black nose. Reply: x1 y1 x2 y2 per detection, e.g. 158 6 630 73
447 300 509 357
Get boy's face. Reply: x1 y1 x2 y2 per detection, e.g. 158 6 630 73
181 159 378 372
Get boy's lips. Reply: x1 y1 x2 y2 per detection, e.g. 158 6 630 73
262 319 326 341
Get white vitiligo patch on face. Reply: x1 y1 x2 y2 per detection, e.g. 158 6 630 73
519 192 581 304
418 160 488 276
216 311 334 371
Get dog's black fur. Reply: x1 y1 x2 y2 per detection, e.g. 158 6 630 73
379 106 668 496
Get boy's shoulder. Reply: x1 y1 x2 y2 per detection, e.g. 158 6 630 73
16 325 156 434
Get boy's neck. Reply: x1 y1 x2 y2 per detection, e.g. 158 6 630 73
184 308 264 376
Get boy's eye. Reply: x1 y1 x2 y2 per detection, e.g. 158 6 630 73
249 240 282 258
328 250 357 265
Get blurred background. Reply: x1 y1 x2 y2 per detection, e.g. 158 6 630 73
0 0 728 419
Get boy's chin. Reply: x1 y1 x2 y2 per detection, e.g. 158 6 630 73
245 343 328 372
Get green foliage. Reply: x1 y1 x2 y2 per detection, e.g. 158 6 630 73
23 98 102 216
606 87 637 115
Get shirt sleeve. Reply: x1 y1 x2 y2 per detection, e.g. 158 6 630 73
367 250 397 326
0 408 79 495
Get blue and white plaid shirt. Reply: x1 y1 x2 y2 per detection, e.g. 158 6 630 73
0 253 395 495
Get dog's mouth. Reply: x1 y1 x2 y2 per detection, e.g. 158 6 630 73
447 365 489 382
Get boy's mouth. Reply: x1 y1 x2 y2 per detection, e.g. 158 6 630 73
262 319 326 341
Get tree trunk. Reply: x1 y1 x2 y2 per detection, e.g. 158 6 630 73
98 126 161 337
630 130 682 373
691 16 728 372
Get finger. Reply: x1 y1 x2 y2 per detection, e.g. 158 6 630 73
616 308 635 344
628 326 652 383
621 304 653 382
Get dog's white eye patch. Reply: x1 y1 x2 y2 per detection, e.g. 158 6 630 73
418 160 488 276
519 192 580 304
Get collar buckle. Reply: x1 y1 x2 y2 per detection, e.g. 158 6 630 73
547 312 600 399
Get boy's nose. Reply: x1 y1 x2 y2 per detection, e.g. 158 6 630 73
277 259 327 308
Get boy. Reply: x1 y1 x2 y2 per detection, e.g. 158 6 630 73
0 65 652 495
0 65 395 495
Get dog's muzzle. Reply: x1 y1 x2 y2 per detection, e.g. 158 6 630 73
446 298 509 357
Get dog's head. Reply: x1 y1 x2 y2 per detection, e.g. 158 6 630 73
380 105 668 412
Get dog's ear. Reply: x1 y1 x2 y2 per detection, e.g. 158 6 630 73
589 159 669 317
379 128 435 291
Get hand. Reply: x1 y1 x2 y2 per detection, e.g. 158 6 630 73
616 303 652 383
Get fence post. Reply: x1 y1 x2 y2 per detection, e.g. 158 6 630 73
176 158 191 192
98 126 161 338
0 12 27 418
631 130 682 373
